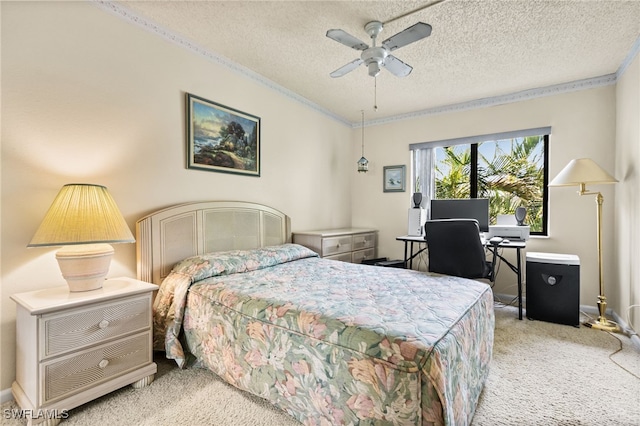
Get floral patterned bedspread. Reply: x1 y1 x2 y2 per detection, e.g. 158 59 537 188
153 243 494 426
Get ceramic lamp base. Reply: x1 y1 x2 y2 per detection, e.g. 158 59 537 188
55 243 114 292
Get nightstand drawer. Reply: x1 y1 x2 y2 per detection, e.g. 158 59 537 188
322 236 352 256
42 295 151 358
42 331 151 404
353 233 376 250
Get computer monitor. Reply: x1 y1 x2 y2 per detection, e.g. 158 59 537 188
430 198 490 232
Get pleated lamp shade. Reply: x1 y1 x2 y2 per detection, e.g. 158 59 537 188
28 184 134 292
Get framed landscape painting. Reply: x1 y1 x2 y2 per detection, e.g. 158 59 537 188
383 165 406 192
187 93 260 176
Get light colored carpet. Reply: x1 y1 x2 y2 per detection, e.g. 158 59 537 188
472 305 640 425
2 304 638 425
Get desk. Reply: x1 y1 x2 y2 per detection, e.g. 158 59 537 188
485 239 526 320
395 235 427 270
396 235 526 320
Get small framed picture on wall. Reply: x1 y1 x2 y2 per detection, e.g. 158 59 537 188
383 165 406 192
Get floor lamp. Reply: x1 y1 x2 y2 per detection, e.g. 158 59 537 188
549 158 619 332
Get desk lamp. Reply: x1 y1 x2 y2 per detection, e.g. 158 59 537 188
549 158 619 332
28 184 135 292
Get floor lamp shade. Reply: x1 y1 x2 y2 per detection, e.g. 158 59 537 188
549 158 619 332
28 184 135 292
549 158 617 187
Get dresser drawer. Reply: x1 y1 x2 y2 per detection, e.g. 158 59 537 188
42 331 151 404
324 252 353 262
293 229 377 264
352 248 377 264
353 232 376 251
41 295 151 359
322 236 352 256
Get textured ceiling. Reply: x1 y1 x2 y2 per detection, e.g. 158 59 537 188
112 0 640 124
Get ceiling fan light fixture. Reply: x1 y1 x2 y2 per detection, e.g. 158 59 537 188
367 62 381 77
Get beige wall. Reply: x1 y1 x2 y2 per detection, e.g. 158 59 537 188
352 86 619 304
1 0 637 398
615 53 640 332
0 2 352 392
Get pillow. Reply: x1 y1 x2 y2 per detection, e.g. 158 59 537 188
171 243 319 283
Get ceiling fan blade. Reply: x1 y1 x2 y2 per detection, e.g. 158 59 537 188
382 22 432 52
330 59 364 78
326 29 369 51
383 55 413 77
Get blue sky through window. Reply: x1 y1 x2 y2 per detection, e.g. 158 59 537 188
435 137 544 177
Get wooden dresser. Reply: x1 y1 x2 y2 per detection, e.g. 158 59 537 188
10 277 158 425
293 228 377 263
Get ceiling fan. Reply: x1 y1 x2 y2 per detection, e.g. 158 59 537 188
326 20 432 78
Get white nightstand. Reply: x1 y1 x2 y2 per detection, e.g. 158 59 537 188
10 277 158 425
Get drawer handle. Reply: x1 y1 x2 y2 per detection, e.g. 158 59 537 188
98 359 109 369
98 320 110 329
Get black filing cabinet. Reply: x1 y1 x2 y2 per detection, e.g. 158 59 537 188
526 252 580 327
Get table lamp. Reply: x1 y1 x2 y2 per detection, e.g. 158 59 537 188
28 183 135 292
549 158 619 332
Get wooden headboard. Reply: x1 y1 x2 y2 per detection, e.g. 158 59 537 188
135 201 291 285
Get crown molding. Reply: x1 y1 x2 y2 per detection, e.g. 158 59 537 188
93 1 627 130
92 0 351 127
362 74 618 128
616 35 640 78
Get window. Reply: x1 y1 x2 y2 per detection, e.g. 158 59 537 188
410 128 550 236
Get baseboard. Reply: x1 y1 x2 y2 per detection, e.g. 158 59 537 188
579 304 601 317
494 292 526 306
580 305 640 346
1 387 13 404
612 310 640 351
631 334 640 350
495 292 639 348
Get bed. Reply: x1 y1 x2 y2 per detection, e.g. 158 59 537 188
137 201 494 426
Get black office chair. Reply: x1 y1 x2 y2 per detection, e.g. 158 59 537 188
424 219 496 282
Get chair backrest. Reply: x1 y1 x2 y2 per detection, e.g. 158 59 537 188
424 219 490 279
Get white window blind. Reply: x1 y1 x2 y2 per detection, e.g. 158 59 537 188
409 127 552 151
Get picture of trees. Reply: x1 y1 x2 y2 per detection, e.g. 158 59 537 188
187 93 260 176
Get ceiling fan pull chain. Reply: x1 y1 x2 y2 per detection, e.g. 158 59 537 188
374 77 378 112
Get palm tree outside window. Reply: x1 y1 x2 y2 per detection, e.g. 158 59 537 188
410 128 550 236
